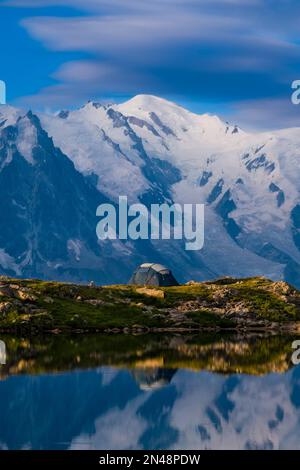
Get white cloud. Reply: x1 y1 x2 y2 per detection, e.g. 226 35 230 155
68 367 300 450
5 0 300 128
227 97 300 131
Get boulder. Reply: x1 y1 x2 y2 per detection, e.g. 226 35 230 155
0 285 16 298
16 290 37 301
84 299 105 306
0 301 12 314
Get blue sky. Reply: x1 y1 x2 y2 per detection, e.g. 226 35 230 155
1 0 300 129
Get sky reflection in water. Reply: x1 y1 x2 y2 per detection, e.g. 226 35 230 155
0 334 299 450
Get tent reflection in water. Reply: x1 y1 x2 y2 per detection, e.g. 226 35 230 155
129 263 179 287
131 368 178 391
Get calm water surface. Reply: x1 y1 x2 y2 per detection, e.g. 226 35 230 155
0 333 299 450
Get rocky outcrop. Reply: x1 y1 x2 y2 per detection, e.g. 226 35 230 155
0 276 299 333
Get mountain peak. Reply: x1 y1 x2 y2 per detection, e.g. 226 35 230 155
120 94 186 113
82 100 112 112
118 94 243 141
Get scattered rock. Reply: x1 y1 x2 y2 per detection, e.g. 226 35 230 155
177 301 202 312
0 301 12 314
143 305 155 312
0 276 299 332
269 281 293 295
84 299 105 306
0 285 16 298
16 290 37 302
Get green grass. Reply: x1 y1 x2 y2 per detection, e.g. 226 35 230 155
0 275 300 332
41 297 167 329
186 310 235 328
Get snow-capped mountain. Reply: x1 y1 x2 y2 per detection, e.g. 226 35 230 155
1 95 300 285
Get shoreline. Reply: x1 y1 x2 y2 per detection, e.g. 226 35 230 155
1 323 300 335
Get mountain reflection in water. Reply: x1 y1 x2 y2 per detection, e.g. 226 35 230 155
0 333 299 450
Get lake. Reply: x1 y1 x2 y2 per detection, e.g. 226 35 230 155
0 333 299 450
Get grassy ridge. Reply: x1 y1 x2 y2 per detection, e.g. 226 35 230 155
0 276 300 333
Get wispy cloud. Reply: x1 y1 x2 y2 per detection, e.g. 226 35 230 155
3 0 264 11
4 0 300 128
227 97 300 131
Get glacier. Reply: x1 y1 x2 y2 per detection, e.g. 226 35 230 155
1 95 300 285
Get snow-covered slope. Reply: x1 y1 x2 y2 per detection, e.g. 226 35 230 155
116 95 300 285
1 95 300 284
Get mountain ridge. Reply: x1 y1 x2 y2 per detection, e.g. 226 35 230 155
1 95 300 285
